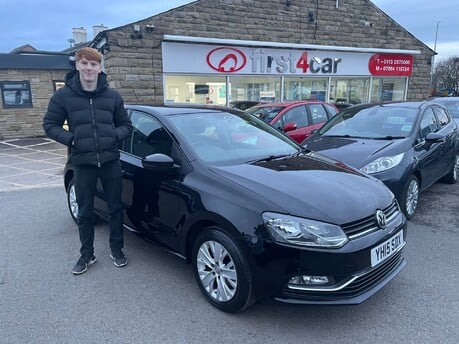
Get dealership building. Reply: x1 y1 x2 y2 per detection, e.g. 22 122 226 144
0 0 433 139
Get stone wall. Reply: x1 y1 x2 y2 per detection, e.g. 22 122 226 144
101 0 433 104
0 69 67 139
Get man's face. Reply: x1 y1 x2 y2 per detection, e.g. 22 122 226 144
76 58 101 83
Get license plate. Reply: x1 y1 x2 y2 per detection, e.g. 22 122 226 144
371 231 404 267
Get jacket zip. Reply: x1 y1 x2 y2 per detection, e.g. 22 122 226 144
89 98 101 167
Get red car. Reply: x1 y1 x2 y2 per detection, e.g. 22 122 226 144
246 100 339 143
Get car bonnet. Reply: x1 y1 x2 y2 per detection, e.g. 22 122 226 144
304 136 406 168
210 154 393 225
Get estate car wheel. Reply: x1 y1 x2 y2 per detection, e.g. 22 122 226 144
441 154 459 184
400 175 420 220
66 179 98 224
191 228 255 313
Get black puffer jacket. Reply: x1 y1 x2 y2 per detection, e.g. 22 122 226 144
43 69 132 166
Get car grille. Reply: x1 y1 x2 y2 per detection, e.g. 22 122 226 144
341 201 399 239
282 249 404 302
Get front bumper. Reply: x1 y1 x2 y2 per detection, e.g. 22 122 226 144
252 211 407 305
276 248 406 305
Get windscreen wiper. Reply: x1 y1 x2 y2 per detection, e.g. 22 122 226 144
321 134 353 138
372 136 406 140
246 154 293 164
247 150 310 164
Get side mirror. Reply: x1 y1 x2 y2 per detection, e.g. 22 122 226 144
283 122 297 132
142 153 179 172
425 132 446 143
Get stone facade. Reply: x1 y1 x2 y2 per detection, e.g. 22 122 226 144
99 0 433 104
0 0 433 139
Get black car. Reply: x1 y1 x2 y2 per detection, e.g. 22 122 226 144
303 101 459 219
64 105 407 312
229 100 263 110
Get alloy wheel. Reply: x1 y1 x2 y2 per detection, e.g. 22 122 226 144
69 183 79 220
196 240 238 302
405 179 419 216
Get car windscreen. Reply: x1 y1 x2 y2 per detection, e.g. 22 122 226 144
168 111 300 164
318 106 417 139
245 106 284 123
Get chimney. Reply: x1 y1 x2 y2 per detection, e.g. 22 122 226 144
93 24 108 38
72 27 87 44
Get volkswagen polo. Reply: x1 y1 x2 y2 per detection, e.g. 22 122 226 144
64 104 407 312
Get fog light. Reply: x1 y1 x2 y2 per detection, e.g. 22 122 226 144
289 275 330 286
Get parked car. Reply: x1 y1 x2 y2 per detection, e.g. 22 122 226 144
64 104 407 312
302 101 459 219
245 100 339 143
229 100 263 110
429 96 459 125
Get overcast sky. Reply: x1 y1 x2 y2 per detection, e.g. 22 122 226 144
0 0 457 63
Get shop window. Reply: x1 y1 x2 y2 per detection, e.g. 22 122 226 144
164 75 226 105
1 81 33 108
370 78 407 102
329 78 369 105
284 77 328 101
230 76 281 103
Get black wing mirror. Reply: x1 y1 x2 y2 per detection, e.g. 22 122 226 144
425 132 446 143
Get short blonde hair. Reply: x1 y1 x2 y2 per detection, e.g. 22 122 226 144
75 47 101 63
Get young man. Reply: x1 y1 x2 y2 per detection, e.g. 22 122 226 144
43 47 132 275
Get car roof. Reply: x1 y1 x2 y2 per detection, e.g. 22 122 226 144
341 100 443 112
254 100 329 107
429 97 459 102
125 103 243 116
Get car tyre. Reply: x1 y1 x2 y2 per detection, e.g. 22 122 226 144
441 154 458 184
192 228 255 313
66 179 98 224
400 175 420 220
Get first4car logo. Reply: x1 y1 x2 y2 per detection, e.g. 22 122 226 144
206 47 342 74
206 47 247 72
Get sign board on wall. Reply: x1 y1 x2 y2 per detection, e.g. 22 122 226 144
162 42 413 77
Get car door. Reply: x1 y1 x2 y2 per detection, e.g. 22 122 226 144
279 105 310 143
305 103 331 140
432 106 457 175
119 109 185 250
413 107 444 189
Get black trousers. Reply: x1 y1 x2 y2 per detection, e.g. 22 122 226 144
74 160 124 259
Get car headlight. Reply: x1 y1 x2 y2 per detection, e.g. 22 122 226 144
360 152 404 174
262 212 348 248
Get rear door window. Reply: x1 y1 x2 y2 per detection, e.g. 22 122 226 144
308 104 329 124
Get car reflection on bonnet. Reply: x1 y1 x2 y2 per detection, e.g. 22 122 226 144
63 104 407 313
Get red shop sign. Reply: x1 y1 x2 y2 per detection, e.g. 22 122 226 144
368 54 413 76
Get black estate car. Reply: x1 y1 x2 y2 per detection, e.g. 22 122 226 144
302 101 459 219
64 105 407 312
